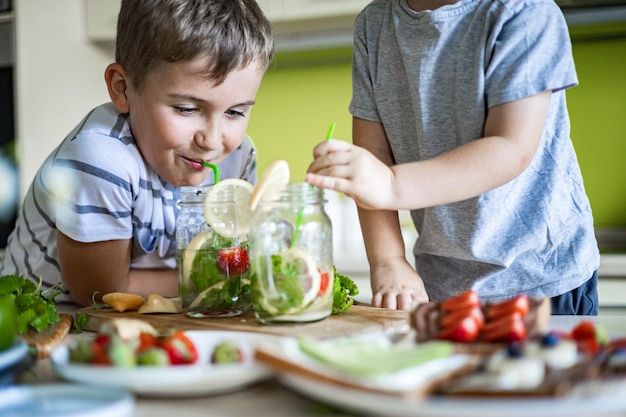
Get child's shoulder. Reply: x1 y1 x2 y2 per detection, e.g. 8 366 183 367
77 102 131 140
56 103 143 176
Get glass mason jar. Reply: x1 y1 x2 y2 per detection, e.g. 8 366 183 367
249 183 333 324
176 186 252 318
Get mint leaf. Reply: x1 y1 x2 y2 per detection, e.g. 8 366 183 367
269 254 305 314
198 277 252 310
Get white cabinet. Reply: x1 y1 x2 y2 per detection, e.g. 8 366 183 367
84 0 120 42
269 0 369 22
255 0 282 21
84 0 368 48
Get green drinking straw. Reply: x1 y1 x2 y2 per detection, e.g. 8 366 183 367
201 161 220 184
325 122 336 142
290 122 336 248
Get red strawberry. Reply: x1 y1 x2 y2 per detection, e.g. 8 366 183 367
570 320 601 356
570 320 596 340
217 247 249 276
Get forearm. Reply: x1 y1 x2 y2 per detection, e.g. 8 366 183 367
58 231 177 306
358 208 406 267
391 134 530 209
126 268 179 299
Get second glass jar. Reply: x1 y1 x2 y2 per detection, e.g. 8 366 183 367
249 183 334 324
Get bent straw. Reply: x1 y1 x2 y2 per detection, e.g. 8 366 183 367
290 123 336 248
201 162 220 184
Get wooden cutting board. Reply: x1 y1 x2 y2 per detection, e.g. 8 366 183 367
75 304 411 339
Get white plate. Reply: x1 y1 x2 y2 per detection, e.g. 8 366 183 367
283 374 626 417
267 333 626 417
0 339 28 373
51 330 275 397
0 384 134 417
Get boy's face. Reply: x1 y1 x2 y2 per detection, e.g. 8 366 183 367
122 57 265 186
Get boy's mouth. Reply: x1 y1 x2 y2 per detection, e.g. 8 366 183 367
183 156 209 171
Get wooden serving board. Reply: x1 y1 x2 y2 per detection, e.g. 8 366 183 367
76 304 411 340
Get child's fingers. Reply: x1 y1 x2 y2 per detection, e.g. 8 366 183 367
305 172 352 195
312 138 351 158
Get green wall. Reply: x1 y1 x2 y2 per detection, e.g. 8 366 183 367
248 38 626 227
567 37 626 228
247 48 353 182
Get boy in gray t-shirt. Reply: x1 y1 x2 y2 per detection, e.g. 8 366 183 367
307 0 599 315
0 0 274 306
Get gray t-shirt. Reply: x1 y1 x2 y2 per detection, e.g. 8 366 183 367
350 0 599 302
0 103 256 303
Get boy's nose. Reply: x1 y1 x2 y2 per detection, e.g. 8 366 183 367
194 122 221 150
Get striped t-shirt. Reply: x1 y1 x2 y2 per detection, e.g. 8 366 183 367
0 102 256 304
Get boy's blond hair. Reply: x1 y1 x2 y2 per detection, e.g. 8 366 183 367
116 0 274 90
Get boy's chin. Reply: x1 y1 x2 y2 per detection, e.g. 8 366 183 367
169 173 210 188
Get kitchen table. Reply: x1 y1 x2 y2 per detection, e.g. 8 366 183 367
10 310 626 417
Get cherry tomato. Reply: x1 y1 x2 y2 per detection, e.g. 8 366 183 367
436 315 481 343
160 330 199 365
136 332 159 354
485 294 530 319
440 290 480 313
482 312 527 343
90 334 112 365
439 305 484 329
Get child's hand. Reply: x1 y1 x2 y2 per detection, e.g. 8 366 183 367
306 139 395 210
369 258 428 310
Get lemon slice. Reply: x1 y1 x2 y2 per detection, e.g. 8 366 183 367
203 178 254 238
182 230 213 283
280 247 321 308
248 160 290 211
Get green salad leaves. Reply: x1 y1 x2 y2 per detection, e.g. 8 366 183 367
332 267 359 315
0 275 61 333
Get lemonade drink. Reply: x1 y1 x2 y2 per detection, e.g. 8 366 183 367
250 248 334 323
177 232 251 317
176 183 253 318
249 183 334 324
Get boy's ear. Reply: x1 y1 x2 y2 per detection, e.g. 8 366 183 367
105 63 131 113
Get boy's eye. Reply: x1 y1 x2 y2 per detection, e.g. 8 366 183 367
174 106 197 115
226 109 245 118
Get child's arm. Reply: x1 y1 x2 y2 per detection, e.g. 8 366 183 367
57 231 178 307
388 90 551 209
358 205 429 310
354 118 428 310
306 90 551 210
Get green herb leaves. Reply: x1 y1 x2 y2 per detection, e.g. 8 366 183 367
332 268 359 315
0 275 61 334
